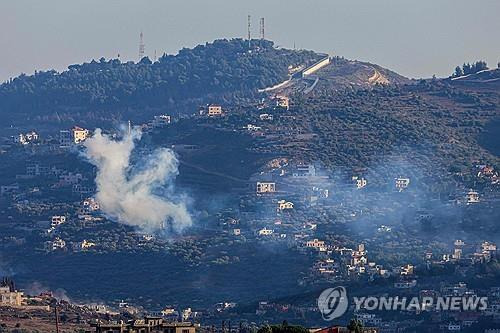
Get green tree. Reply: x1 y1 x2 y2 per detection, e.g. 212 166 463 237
347 319 363 333
453 66 463 77
257 323 308 333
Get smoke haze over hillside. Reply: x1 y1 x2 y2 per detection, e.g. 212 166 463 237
83 128 192 233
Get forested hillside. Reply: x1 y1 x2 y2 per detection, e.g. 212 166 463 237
0 39 319 123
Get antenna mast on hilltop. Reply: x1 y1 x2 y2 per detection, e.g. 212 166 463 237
260 17 265 40
139 31 145 60
247 15 251 49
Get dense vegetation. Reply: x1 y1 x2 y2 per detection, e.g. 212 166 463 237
452 60 489 77
0 39 319 122
248 80 500 174
257 322 309 333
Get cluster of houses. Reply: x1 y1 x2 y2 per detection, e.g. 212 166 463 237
252 281 500 332
91 318 198 333
44 198 103 252
427 239 498 266
302 242 417 286
11 162 93 196
476 164 499 185
13 131 40 145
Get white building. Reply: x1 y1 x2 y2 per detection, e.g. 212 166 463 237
394 280 417 289
82 198 100 212
258 228 274 236
395 177 410 192
153 115 171 127
466 189 479 204
256 182 276 194
292 164 316 178
482 241 497 253
14 131 39 145
306 239 327 251
352 176 367 189
259 114 273 121
81 239 96 250
51 215 67 228
246 124 262 131
277 200 294 211
51 237 66 250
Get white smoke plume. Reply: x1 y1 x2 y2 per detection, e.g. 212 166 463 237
83 128 192 233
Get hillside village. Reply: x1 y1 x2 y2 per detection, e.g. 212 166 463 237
0 41 499 332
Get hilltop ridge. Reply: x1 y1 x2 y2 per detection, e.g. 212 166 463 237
0 39 320 125
0 39 412 128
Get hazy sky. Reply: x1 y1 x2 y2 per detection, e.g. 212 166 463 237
1 0 499 81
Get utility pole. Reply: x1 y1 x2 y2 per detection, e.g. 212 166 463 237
54 303 60 333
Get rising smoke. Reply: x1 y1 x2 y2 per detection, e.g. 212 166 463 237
83 128 192 233
25 281 71 302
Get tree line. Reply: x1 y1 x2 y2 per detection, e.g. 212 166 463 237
0 39 319 120
452 60 489 78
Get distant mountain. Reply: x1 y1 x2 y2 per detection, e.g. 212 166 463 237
0 39 320 125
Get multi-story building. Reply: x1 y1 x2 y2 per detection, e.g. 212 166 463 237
256 182 276 194
306 239 327 251
0 286 24 306
466 189 480 204
59 130 72 147
208 105 222 116
72 126 90 144
60 126 90 146
275 95 290 110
